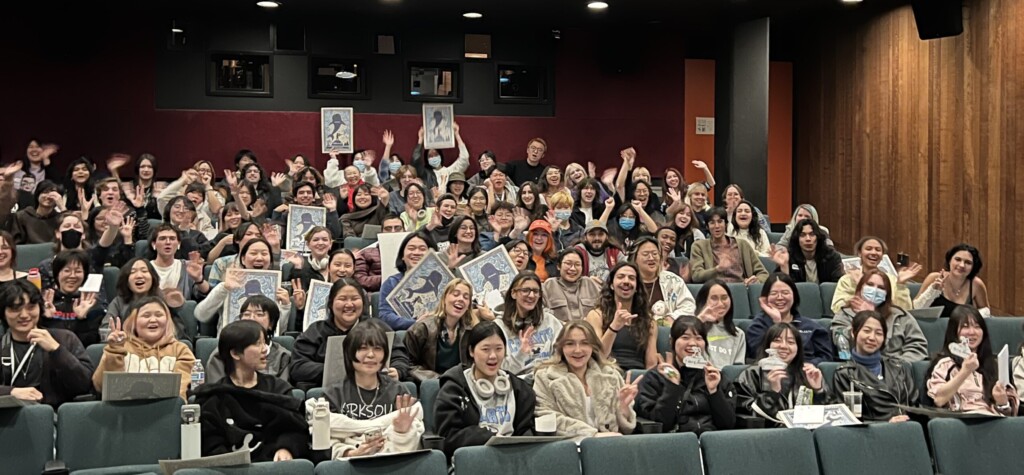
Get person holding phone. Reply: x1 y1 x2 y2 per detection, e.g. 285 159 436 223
734 322 831 426
311 319 424 460
636 316 736 435
831 311 917 423
926 305 1017 416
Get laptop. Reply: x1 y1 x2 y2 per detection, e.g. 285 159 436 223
102 372 181 401
360 225 382 240
909 307 943 320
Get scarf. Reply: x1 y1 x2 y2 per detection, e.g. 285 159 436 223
852 350 882 377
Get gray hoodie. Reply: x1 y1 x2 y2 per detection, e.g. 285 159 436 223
831 307 928 363
707 322 747 368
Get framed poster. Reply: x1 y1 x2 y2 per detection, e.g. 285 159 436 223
422 103 455 149
385 251 455 320
286 204 327 252
303 279 334 331
321 107 354 153
458 245 517 307
222 269 282 327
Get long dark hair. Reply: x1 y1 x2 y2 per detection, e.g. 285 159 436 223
786 218 829 265
850 310 888 353
116 258 162 302
928 305 997 405
598 261 652 353
757 322 810 389
328 277 369 323
502 272 545 330
760 273 801 318
695 279 737 336
466 321 507 361
669 316 706 369
944 243 983 281
63 156 96 211
731 199 764 247
447 215 481 256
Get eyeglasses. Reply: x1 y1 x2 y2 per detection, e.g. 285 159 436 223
768 290 793 298
515 288 540 296
562 262 581 269
528 146 545 153
509 247 528 256
638 251 660 259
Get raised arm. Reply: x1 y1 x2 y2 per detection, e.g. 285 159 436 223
615 148 635 201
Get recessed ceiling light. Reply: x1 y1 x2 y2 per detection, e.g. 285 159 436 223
587 1 609 10
463 12 483 19
841 0 862 3
257 1 281 8
335 71 358 79
171 27 184 33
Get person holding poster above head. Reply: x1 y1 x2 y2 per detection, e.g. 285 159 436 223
412 119 469 190
927 305 1017 416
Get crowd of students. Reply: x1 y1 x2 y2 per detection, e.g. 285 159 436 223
0 132 1014 465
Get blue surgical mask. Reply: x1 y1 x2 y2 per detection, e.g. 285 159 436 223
554 210 572 221
389 162 401 173
618 218 636 230
862 286 887 305
353 160 366 172
428 156 442 168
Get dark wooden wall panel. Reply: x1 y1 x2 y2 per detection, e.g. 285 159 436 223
794 0 1024 314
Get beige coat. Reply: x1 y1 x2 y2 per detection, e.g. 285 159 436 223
533 361 636 438
689 237 769 283
543 277 601 323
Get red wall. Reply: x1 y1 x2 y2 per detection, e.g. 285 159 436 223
0 27 688 178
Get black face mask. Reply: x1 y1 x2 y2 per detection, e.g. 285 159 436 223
441 215 454 227
60 229 83 249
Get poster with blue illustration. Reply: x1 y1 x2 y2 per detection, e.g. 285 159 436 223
303 279 334 332
286 204 327 252
386 251 455 320
321 107 354 153
458 245 517 308
222 269 281 327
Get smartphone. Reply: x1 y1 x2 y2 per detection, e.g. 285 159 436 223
366 428 384 441
897 253 910 267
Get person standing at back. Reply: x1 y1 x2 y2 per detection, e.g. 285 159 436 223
506 138 548 186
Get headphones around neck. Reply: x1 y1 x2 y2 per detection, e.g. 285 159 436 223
472 372 512 400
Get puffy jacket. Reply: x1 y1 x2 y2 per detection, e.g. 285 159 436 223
831 307 928 363
636 366 736 435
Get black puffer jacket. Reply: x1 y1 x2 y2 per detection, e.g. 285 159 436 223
636 366 737 435
831 358 917 422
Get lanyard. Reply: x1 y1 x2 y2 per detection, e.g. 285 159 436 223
9 340 38 384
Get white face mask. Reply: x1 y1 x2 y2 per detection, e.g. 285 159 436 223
862 286 887 305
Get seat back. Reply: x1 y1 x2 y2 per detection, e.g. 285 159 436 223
726 283 753 319
910 360 934 406
174 460 315 474
767 231 784 245
687 283 702 300
759 256 778 274
721 365 748 386
370 292 380 319
929 417 1024 475
453 440 581 475
906 283 922 301
916 318 948 356
87 343 105 367
820 283 837 317
656 326 671 354
57 398 183 471
735 319 754 334
103 265 121 304
0 404 55 475
746 283 764 319
196 337 219 368
796 282 824 318
307 387 325 400
818 362 842 389
701 428 819 475
135 240 149 258
985 317 1024 357
419 378 441 433
177 300 199 342
814 422 932 475
344 237 375 251
315 450 447 475
274 335 296 352
15 243 53 272
580 433 701 475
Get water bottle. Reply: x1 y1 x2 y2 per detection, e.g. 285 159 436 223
190 360 206 390
835 330 851 361
27 268 41 289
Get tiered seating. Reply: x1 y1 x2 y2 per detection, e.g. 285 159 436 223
57 398 182 472
701 428 819 474
929 417 1024 475
815 422 932 475
0 404 54 474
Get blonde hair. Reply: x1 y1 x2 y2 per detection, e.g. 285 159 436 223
633 166 651 179
548 190 574 209
424 279 478 328
539 320 617 370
